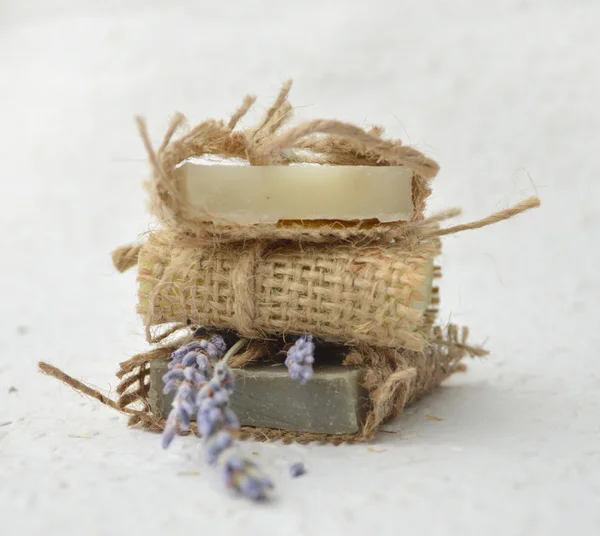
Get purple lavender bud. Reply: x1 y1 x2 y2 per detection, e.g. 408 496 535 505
223 407 240 429
205 430 233 465
220 453 273 501
300 367 313 384
212 387 230 407
171 342 203 361
289 462 306 477
213 362 230 383
209 335 227 357
197 412 217 437
287 362 303 377
198 337 226 360
179 400 195 423
183 367 206 386
224 454 245 472
285 335 315 385
287 362 312 385
161 412 178 449
162 380 179 394
182 367 196 382
168 357 185 369
213 362 235 392
163 368 185 383
195 381 215 405
171 406 190 430
162 367 186 394
182 350 201 367
299 370 312 385
238 475 270 501
177 382 194 400
166 379 198 431
197 399 223 437
177 408 191 429
195 354 210 374
220 453 242 478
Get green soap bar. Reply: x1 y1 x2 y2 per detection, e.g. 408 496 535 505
148 360 369 435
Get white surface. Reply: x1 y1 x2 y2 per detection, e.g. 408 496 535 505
1 1 599 535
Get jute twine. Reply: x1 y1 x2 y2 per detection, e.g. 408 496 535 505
39 82 540 443
136 80 439 234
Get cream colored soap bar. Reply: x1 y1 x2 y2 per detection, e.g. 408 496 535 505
176 162 414 224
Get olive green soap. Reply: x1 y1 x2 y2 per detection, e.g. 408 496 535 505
149 361 369 435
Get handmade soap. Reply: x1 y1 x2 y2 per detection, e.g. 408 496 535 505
176 162 415 224
149 361 369 435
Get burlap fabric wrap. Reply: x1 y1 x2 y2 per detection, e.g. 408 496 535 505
40 82 540 443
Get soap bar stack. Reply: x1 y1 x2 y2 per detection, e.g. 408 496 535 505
139 160 438 350
138 162 441 436
125 79 447 440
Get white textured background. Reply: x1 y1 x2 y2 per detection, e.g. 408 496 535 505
1 1 599 535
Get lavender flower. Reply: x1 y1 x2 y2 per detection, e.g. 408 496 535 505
161 333 274 501
285 335 315 385
289 462 306 478
219 450 274 501
196 386 239 438
169 335 226 365
161 378 198 449
212 361 235 393
161 335 226 448
198 355 273 501
207 335 228 357
196 390 226 437
161 412 178 449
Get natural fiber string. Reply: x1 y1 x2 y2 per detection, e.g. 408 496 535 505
363 367 417 438
109 197 538 272
111 244 143 273
431 196 541 237
134 81 440 233
38 362 143 418
230 241 265 338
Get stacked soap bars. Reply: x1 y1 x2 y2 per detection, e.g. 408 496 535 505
108 82 537 443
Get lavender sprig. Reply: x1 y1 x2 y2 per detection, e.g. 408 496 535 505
285 335 315 385
199 342 273 500
161 335 226 449
162 334 273 501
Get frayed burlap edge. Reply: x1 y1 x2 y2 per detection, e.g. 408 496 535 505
113 197 540 274
137 80 439 236
38 323 487 445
